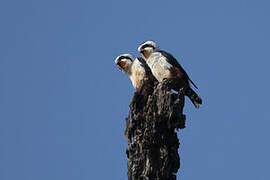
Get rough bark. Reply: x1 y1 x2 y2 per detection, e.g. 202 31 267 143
125 79 186 180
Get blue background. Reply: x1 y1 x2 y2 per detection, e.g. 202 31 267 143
1 0 269 179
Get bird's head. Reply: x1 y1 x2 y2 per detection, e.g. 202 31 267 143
114 54 134 74
138 40 158 61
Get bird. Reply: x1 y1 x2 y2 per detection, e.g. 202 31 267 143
114 54 155 90
138 40 202 108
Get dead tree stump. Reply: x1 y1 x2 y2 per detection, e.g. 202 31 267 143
125 79 186 180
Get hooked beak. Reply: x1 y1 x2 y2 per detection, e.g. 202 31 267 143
116 62 122 70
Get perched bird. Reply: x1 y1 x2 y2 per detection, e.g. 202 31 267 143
138 40 202 108
114 54 154 89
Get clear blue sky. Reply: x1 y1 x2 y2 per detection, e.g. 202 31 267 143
0 0 269 179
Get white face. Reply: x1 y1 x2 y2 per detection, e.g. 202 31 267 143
138 41 158 60
140 47 154 60
115 55 134 73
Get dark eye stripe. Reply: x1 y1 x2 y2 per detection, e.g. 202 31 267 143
141 44 155 50
118 56 132 61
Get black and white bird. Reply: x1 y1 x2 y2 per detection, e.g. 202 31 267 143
114 54 155 90
138 40 202 108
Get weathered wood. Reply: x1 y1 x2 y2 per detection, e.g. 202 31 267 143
126 78 186 180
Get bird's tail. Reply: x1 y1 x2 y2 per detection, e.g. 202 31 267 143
184 86 202 109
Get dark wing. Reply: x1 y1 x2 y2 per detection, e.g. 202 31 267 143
137 57 152 75
158 50 198 89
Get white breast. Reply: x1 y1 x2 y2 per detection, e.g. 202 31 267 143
129 59 146 89
146 52 172 82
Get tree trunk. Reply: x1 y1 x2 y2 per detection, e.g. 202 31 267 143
125 79 186 180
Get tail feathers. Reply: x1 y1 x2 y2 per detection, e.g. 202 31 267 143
185 86 202 109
